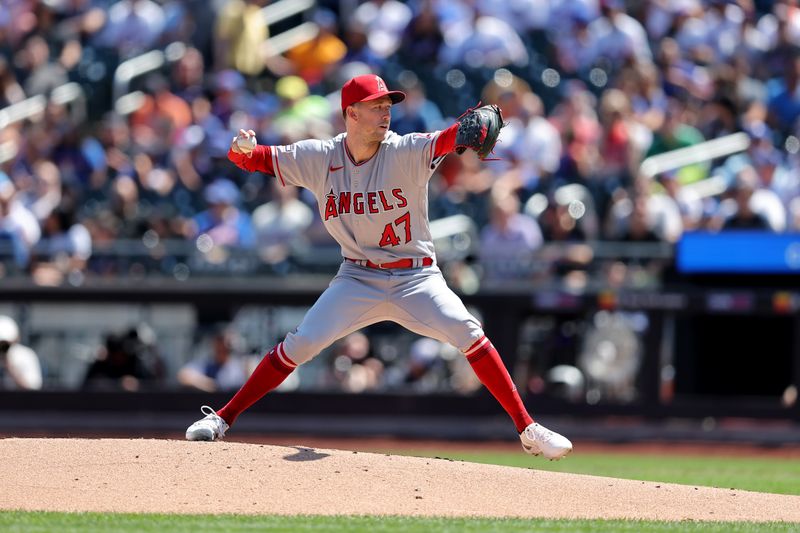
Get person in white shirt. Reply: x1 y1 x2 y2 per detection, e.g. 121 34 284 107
0 174 40 269
0 315 43 390
251 180 314 265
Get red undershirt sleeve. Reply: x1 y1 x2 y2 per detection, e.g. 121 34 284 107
227 145 275 175
433 123 458 158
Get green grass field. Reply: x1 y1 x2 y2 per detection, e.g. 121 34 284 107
3 448 798 532
403 449 800 496
1 512 798 533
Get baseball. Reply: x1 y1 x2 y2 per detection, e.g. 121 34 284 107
237 133 257 154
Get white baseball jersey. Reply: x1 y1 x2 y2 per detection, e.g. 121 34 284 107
268 130 445 264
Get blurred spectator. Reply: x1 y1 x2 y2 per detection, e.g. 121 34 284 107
129 74 193 141
328 332 383 393
747 131 800 221
596 88 642 186
352 0 413 60
171 98 227 192
283 9 347 87
539 196 589 243
215 0 268 76
480 74 559 193
341 23 385 73
766 51 800 136
0 56 25 107
172 0 218 62
656 37 713 102
551 4 598 76
475 0 551 37
102 174 145 238
17 34 68 98
789 196 800 231
390 72 444 135
53 0 108 46
0 315 42 390
440 12 529 69
656 170 704 231
617 62 667 132
405 338 444 391
697 92 738 141
519 92 563 193
171 46 206 102
95 0 166 59
271 75 333 142
252 181 313 266
479 187 543 281
671 3 715 62
82 326 164 391
51 125 99 190
760 5 800 79
210 69 248 126
535 193 594 289
549 81 602 185
178 325 253 392
606 177 683 243
0 175 41 270
644 98 707 184
31 205 92 286
588 0 653 72
614 193 661 242
0 1 38 50
186 178 256 248
385 337 446 392
694 0 747 63
15 160 62 223
721 165 776 231
95 113 134 183
398 0 444 69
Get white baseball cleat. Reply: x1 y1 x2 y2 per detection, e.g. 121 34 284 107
185 405 229 441
520 422 573 460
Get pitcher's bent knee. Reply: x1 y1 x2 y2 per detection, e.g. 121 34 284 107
453 320 484 353
282 330 326 365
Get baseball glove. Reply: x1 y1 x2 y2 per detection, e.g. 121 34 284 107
454 104 505 160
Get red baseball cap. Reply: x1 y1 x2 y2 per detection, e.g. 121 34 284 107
340 74 405 112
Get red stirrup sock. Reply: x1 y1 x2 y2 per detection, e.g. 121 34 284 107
465 336 534 432
217 342 296 426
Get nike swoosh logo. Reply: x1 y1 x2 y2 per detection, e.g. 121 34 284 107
329 165 344 172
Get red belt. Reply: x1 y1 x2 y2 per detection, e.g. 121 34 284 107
346 257 433 269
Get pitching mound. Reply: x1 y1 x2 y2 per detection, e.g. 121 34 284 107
1 438 798 522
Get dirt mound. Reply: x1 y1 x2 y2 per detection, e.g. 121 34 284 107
1 438 798 522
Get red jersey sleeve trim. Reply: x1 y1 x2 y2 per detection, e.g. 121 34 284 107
272 148 286 187
227 145 275 175
433 123 458 158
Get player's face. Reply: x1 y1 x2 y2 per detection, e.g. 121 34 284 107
354 96 392 141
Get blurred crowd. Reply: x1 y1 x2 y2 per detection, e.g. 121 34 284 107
0 310 482 394
2 0 800 291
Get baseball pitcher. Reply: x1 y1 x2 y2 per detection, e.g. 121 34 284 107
186 75 572 459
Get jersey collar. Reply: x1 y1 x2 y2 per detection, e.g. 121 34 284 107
343 135 383 167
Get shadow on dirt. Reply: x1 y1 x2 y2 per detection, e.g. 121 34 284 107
283 446 330 462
